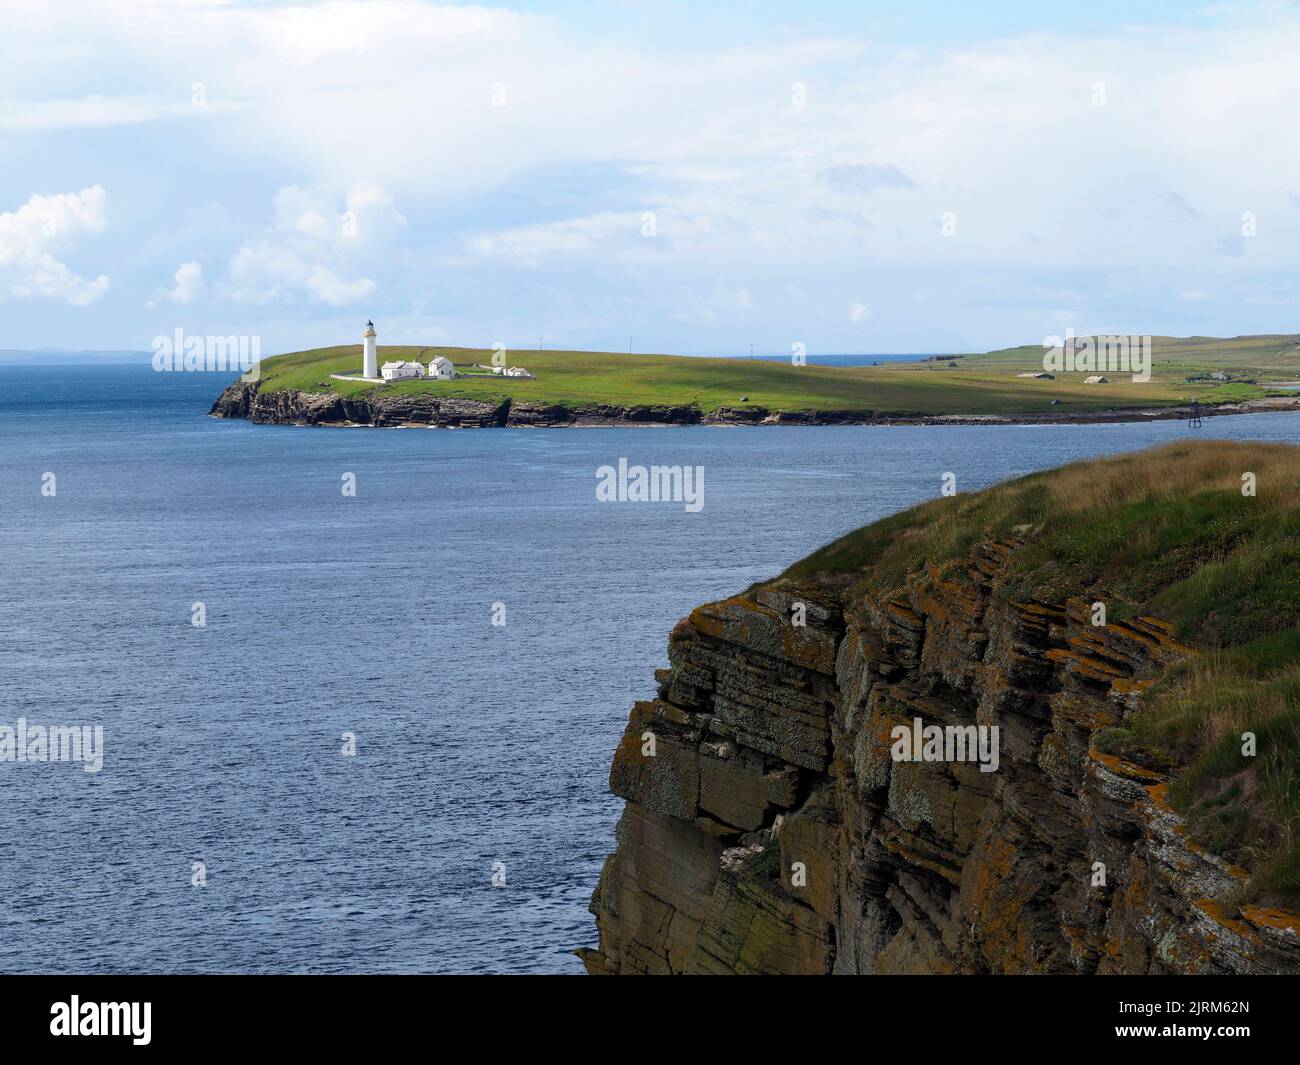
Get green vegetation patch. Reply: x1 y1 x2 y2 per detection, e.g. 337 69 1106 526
1105 634 1300 901
750 834 782 880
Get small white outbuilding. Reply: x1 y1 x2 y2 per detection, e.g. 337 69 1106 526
428 356 455 380
503 366 533 378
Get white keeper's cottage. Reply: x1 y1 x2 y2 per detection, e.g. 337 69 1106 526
381 360 424 381
428 356 455 380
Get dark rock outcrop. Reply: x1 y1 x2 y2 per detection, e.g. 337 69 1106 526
581 543 1300 974
209 382 508 427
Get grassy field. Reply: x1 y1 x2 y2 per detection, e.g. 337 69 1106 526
252 335 1300 417
780 440 1300 905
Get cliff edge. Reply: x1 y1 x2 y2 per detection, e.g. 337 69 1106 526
582 441 1300 974
210 378 1299 429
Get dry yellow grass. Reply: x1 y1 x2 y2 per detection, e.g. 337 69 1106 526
1046 440 1300 515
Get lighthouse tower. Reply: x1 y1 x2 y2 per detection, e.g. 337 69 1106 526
362 319 378 379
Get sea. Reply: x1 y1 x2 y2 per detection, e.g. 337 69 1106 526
2 364 1298 973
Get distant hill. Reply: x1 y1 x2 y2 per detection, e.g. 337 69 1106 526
0 349 151 365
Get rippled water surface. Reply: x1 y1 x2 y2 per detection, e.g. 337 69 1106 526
2 365 1297 972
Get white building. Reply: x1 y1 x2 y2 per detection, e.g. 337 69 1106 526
428 356 455 380
502 366 533 378
362 320 378 379
381 360 424 381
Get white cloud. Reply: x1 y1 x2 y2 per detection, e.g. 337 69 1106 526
821 165 916 194
274 184 337 240
9 3 1300 346
849 300 872 323
466 208 744 270
221 183 403 306
0 93 240 131
226 240 376 306
152 260 205 305
14 6 1300 280
270 183 406 246
340 183 408 245
469 212 645 266
681 277 755 326
0 186 109 304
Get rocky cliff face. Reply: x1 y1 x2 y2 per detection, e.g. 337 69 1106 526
209 380 1273 429
209 380 840 427
210 380 514 427
581 540 1300 974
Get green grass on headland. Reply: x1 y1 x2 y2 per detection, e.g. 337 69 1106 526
780 440 1300 906
251 334 1300 418
783 441 1300 648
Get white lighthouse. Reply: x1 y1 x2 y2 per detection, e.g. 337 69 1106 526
362 319 378 379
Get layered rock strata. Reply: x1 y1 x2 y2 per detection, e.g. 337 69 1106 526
581 543 1300 974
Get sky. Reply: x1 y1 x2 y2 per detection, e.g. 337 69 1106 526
3 0 1300 356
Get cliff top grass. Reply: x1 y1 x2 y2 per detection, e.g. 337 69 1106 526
249 334 1300 418
780 439 1300 904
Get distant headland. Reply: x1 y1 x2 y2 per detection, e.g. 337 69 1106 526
209 323 1300 428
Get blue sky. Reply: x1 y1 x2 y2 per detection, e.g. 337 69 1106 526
3 0 1300 356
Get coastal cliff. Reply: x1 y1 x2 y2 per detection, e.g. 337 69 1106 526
209 379 889 426
208 379 1294 429
582 442 1300 974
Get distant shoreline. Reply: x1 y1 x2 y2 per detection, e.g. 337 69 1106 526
209 379 1300 430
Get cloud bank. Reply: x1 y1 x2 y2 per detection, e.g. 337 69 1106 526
3 1 1300 351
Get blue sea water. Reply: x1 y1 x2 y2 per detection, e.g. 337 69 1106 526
2 365 1299 974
